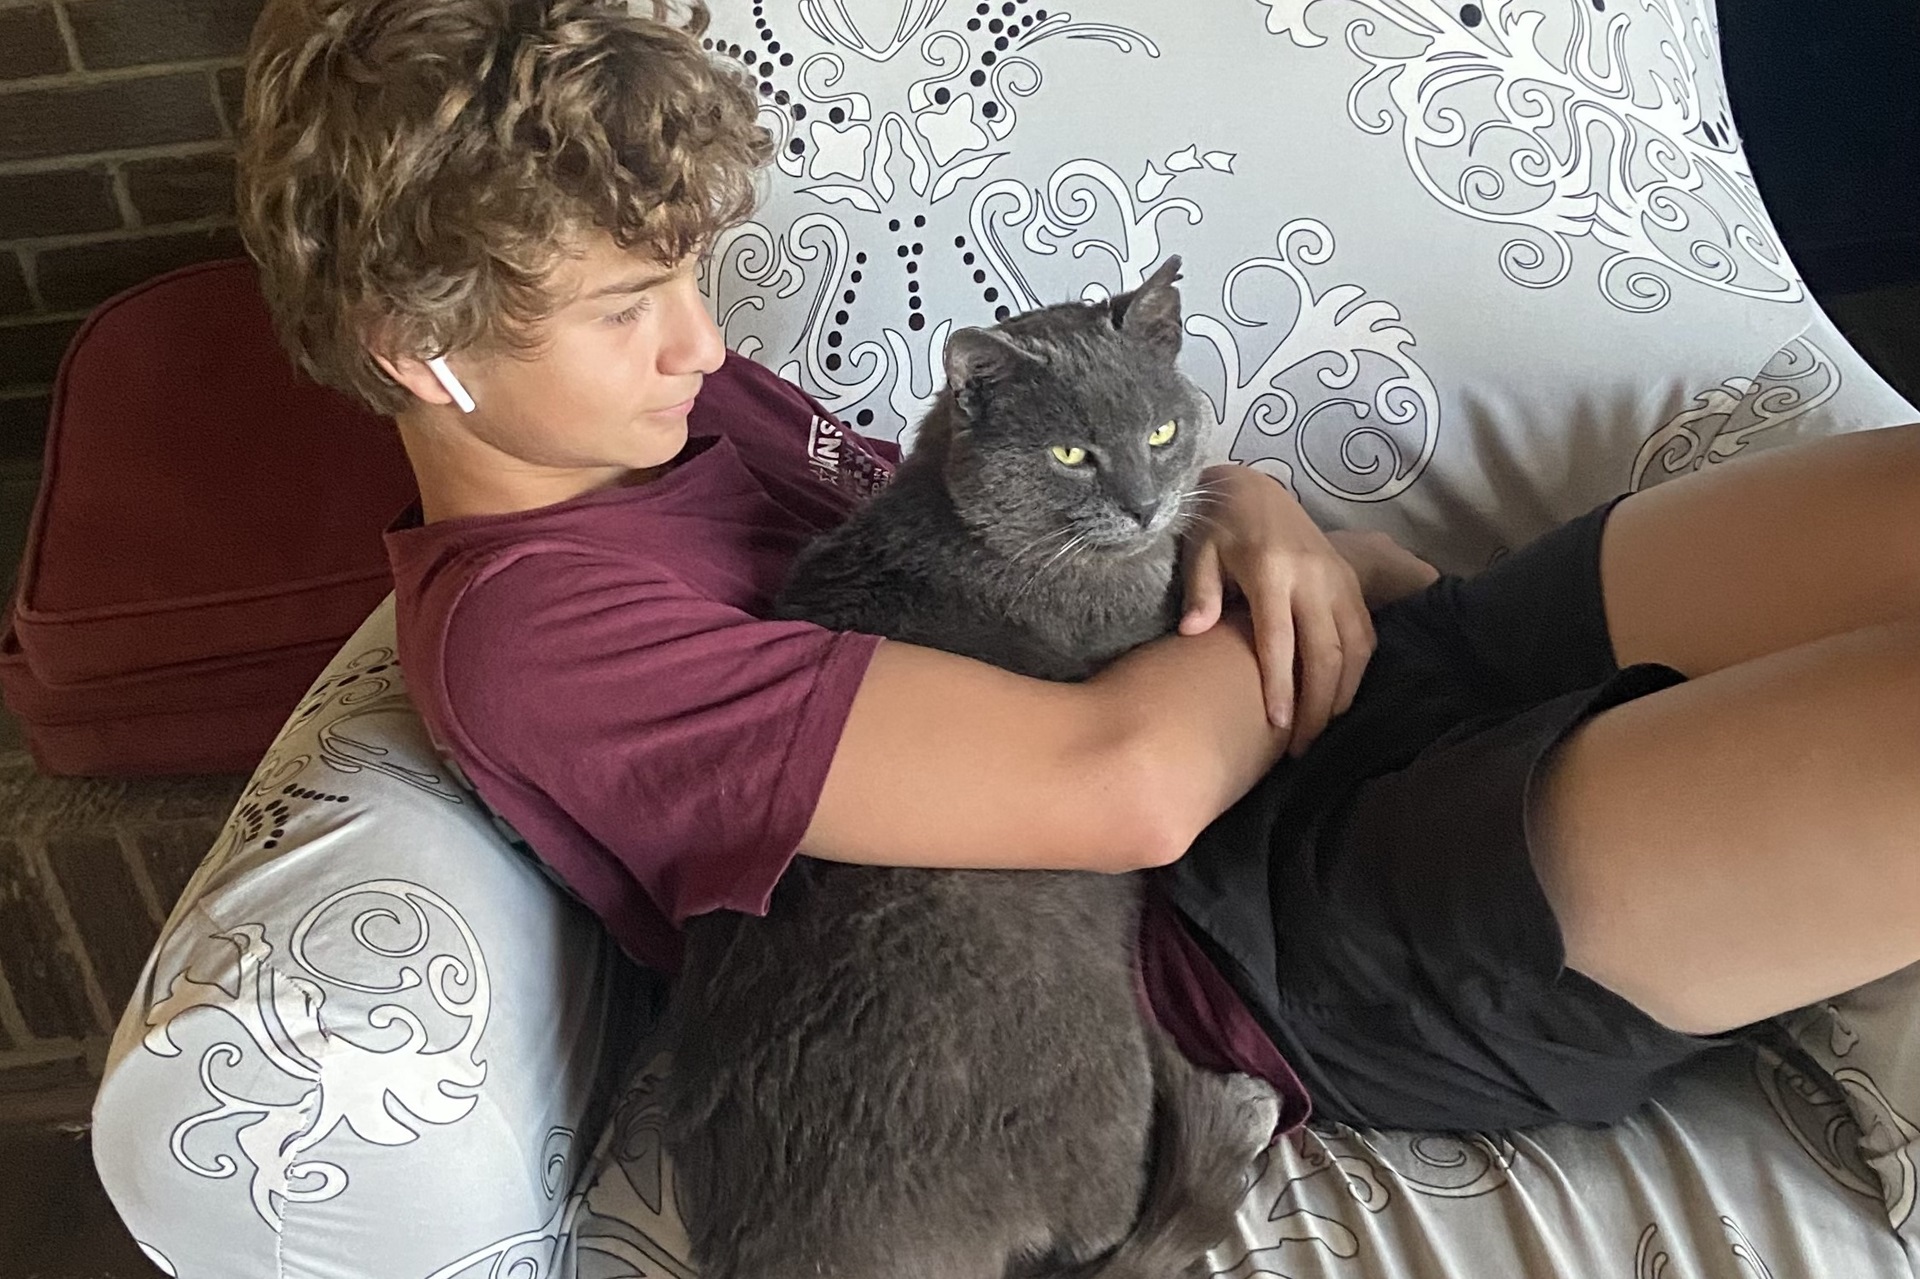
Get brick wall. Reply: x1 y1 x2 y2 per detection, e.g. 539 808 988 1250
0 0 263 464
0 749 244 1110
0 0 265 1112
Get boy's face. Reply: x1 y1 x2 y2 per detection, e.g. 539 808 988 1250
382 232 727 487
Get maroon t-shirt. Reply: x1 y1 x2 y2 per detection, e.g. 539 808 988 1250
385 351 1309 1133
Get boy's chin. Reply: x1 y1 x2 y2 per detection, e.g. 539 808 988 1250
628 419 690 468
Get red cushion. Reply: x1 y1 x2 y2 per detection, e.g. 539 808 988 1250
0 618 340 775
1 258 415 775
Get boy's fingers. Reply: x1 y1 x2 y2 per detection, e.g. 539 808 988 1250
1332 604 1375 716
1179 540 1225 634
1253 587 1298 732
1287 601 1343 757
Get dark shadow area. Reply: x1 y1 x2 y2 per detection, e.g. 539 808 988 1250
0 1123 162 1278
1722 0 1920 294
1722 0 1920 404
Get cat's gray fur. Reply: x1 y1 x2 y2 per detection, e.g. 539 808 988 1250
664 258 1278 1279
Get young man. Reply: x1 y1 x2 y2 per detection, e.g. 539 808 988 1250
238 0 1920 1133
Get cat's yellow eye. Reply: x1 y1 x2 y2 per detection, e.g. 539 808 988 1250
1148 421 1178 447
1050 444 1089 466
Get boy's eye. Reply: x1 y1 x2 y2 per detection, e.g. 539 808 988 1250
1050 445 1089 466
608 297 653 325
1147 421 1177 447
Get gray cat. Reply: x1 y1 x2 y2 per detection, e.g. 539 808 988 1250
664 258 1278 1279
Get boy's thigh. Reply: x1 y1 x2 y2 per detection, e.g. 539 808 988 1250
1601 420 1920 678
1529 614 1920 1037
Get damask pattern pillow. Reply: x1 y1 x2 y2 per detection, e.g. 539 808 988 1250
90 4 1920 1277
694 0 1915 573
91 600 656 1279
1778 964 1920 1243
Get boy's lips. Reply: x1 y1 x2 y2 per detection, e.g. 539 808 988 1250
653 390 700 416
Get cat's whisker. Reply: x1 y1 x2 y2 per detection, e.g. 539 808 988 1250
1032 531 1091 583
1180 481 1231 519
1009 529 1093 608
1007 522 1078 565
1176 483 1221 510
1177 507 1227 536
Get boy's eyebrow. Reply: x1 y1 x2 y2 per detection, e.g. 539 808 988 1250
585 269 675 299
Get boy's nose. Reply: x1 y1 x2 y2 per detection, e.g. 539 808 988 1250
663 280 727 376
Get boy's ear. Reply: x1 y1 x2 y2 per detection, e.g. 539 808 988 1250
369 353 451 407
365 322 464 410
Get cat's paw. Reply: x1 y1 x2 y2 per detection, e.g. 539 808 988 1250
1222 1073 1283 1154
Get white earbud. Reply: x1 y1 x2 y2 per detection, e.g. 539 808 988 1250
426 355 477 413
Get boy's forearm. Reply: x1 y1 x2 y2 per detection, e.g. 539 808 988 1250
1088 612 1288 865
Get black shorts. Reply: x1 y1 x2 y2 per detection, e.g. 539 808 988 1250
1161 495 1751 1133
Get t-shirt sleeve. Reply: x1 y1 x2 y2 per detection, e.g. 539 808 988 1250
436 549 881 925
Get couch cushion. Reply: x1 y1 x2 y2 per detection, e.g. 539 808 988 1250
89 596 653 1279
1 258 415 774
83 0 1920 1272
0 617 344 775
1782 963 1920 1244
697 0 1918 573
9 258 414 685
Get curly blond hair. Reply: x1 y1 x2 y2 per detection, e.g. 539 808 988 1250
237 0 771 414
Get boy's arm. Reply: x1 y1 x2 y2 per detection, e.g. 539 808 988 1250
799 523 1437 876
799 613 1288 874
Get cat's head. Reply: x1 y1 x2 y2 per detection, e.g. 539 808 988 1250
935 257 1212 562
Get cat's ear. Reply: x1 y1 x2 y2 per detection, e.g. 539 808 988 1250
1110 255 1184 359
943 327 1036 412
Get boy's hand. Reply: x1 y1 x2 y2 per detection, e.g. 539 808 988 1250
1178 465 1375 756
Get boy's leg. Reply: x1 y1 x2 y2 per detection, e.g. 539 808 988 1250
1531 421 1920 1034
1532 617 1920 1034
1601 420 1920 677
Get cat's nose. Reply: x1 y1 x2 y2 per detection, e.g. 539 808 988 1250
1124 496 1160 527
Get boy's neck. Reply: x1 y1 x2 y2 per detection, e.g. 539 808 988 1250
394 405 655 523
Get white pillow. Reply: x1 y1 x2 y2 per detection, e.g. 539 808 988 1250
1780 963 1920 1240
698 0 1915 572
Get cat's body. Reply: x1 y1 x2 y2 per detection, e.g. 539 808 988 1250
664 259 1277 1279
